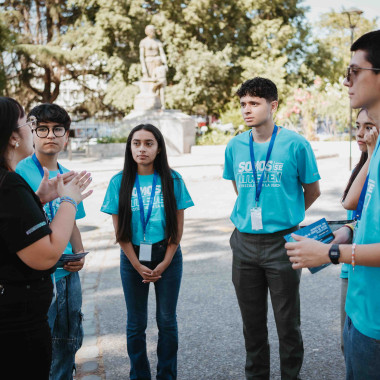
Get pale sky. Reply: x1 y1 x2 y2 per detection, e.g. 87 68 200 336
303 0 380 23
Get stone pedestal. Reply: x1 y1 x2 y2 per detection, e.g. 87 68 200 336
123 109 196 155
133 79 162 111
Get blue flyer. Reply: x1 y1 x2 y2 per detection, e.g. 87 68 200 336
284 218 334 274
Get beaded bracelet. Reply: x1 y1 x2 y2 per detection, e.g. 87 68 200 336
351 243 356 272
60 196 78 212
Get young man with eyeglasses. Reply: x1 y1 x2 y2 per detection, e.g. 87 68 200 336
16 103 86 380
286 30 380 379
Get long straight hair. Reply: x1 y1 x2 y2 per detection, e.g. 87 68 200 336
342 108 370 202
0 97 25 172
116 124 178 244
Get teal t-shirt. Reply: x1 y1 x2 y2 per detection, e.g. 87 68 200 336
340 209 354 279
223 128 320 233
101 170 194 245
16 156 86 282
346 140 380 340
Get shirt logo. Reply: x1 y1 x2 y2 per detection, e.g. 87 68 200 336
236 160 284 188
363 179 376 212
131 185 164 211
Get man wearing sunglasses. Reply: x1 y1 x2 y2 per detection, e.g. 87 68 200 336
16 104 86 380
286 30 380 379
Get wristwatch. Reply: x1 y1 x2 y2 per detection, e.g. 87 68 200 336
329 244 340 264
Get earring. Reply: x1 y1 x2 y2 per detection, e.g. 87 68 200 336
15 142 19 148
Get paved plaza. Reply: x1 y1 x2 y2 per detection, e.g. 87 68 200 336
64 142 358 380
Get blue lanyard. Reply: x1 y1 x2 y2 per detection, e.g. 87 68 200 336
135 171 158 241
249 125 278 206
354 176 368 221
32 153 63 220
354 143 380 220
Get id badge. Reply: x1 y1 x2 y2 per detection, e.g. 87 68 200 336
139 242 152 262
251 207 263 230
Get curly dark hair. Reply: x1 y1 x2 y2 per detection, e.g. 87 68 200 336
28 103 71 130
236 77 278 102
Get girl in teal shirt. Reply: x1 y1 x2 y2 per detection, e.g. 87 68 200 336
338 108 379 352
101 124 193 379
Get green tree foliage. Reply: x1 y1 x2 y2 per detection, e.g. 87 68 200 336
72 0 314 115
1 0 110 115
279 12 379 138
0 13 13 94
310 12 378 84
3 1 376 127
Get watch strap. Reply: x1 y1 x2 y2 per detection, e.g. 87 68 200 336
329 244 340 264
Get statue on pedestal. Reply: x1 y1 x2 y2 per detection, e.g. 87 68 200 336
124 26 196 154
134 25 168 110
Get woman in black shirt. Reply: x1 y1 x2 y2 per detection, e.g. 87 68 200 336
0 97 92 379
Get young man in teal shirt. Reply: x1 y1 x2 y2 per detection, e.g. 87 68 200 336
223 77 321 380
286 30 380 380
16 104 86 380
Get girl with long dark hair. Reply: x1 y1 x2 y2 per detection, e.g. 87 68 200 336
336 108 379 352
0 97 92 378
101 124 194 379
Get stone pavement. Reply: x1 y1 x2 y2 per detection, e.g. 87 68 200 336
59 141 359 380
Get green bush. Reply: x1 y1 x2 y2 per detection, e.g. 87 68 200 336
219 100 245 130
196 129 234 145
97 136 127 144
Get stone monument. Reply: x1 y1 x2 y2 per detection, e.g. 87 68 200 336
123 25 196 154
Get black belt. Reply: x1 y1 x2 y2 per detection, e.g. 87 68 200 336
133 239 167 262
132 239 167 251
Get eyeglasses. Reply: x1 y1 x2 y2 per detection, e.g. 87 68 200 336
17 116 37 131
34 125 67 138
345 66 380 83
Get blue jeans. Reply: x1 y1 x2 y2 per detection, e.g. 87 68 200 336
47 272 84 380
344 315 380 380
120 245 183 380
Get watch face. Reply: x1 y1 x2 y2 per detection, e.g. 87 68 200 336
329 244 340 264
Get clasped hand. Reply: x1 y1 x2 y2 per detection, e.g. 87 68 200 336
139 262 168 283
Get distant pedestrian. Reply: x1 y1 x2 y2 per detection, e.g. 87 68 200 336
223 77 321 380
101 124 194 380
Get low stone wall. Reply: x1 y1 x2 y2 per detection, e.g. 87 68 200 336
85 143 126 158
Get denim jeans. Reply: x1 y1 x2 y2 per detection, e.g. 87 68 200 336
230 227 303 380
344 315 380 380
47 272 84 380
120 245 183 380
